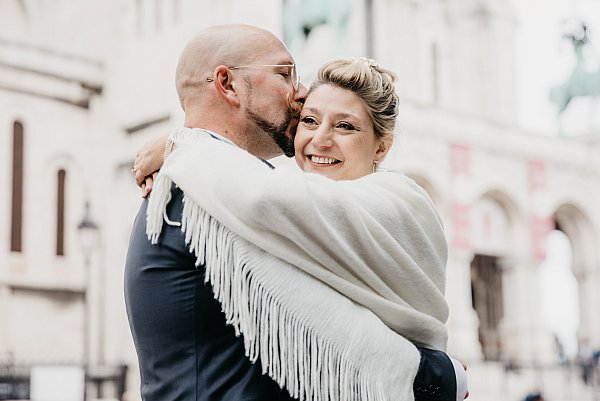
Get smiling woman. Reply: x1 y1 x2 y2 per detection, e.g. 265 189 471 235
296 85 388 179
294 58 397 180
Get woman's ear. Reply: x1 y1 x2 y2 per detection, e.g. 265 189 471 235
375 133 394 161
212 65 240 107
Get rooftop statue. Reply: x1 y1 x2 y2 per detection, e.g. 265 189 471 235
283 0 353 49
549 23 600 129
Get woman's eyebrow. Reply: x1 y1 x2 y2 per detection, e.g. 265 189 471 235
332 112 360 120
301 107 321 115
301 107 362 122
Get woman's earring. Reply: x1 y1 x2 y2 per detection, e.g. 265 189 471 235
372 160 380 173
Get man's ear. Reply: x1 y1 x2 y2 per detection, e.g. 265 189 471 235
212 65 240 107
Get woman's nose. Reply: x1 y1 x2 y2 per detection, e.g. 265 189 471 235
312 126 333 149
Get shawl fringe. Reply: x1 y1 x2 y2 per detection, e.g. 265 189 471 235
147 188 418 401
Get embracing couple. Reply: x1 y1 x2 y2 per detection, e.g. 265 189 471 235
125 24 468 401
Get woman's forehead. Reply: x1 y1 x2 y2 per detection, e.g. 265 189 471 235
305 85 370 119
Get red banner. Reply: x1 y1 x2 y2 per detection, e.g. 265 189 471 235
532 215 555 261
450 143 471 176
451 201 471 249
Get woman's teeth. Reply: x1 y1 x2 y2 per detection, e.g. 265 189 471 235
310 155 340 165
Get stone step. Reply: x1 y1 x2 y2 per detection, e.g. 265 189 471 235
466 362 599 401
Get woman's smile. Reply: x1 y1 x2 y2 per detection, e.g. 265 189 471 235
306 154 342 166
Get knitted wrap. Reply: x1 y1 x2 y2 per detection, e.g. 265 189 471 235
146 128 449 401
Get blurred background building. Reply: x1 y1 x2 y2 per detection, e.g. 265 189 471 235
0 0 599 400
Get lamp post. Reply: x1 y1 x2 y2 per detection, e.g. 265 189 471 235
77 201 98 390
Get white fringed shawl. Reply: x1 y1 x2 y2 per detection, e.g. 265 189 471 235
146 128 449 401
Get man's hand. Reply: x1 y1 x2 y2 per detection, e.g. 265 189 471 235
462 363 469 399
133 134 169 187
448 356 469 400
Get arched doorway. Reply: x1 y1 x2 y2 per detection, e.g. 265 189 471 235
471 253 503 360
469 191 525 361
553 204 599 352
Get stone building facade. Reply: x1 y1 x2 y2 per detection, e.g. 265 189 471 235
0 0 598 399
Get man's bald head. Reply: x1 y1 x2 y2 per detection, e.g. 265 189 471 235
175 24 285 108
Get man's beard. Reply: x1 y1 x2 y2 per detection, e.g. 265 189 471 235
244 83 303 157
246 109 296 157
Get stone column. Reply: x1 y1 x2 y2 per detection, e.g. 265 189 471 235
575 267 600 348
446 142 482 361
0 285 10 360
446 249 483 361
499 258 555 365
591 269 600 348
517 159 556 364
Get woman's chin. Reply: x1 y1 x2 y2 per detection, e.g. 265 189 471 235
302 164 341 180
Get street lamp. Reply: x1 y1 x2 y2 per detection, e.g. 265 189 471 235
77 201 98 373
78 201 99 266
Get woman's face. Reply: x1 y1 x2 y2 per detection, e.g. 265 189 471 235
294 84 387 180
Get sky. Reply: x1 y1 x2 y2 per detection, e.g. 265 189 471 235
512 0 600 137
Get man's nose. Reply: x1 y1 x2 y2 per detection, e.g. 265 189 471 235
294 82 308 103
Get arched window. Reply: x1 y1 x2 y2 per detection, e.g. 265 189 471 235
173 0 181 23
365 0 374 58
11 121 24 253
431 42 440 103
155 0 162 31
136 0 144 35
56 169 66 256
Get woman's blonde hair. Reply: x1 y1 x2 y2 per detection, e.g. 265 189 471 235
310 58 399 140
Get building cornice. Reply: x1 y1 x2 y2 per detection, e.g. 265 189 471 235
0 38 103 109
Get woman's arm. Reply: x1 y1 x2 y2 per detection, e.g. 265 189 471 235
133 133 170 195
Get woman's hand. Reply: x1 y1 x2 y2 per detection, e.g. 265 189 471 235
141 171 159 198
133 134 169 194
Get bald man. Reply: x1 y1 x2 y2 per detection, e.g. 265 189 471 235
125 24 466 401
174 24 301 160
125 24 305 401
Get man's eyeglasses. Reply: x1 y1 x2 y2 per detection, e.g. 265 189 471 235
206 64 300 91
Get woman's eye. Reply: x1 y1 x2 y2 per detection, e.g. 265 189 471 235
336 122 354 130
301 116 317 125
